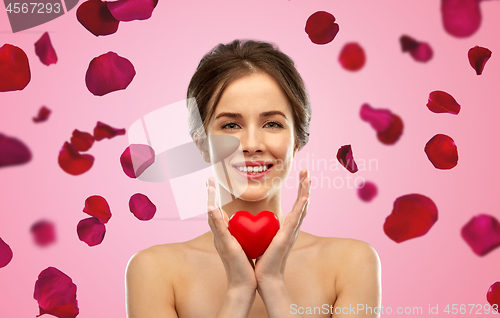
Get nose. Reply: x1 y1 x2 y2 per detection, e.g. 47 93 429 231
241 126 264 155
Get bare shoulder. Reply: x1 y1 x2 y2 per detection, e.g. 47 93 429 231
321 236 380 264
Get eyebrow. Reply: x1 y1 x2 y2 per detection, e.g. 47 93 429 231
215 110 288 120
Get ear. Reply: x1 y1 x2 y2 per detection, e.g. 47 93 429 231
194 132 211 163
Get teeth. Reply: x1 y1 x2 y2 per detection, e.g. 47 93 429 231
235 165 269 173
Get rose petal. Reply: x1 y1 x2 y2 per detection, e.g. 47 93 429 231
410 42 433 62
400 35 420 52
305 11 339 45
77 217 106 246
427 91 461 115
33 106 52 123
0 133 32 168
76 0 120 36
30 220 56 247
441 0 482 38
120 144 155 178
338 42 365 71
83 195 111 224
360 103 394 132
58 142 94 175
384 194 438 243
376 114 404 145
33 267 79 318
34 32 58 66
468 45 492 75
85 51 135 96
0 237 13 268
70 129 94 152
0 44 31 92
424 134 459 169
336 145 358 173
107 0 156 21
93 121 126 141
129 193 157 220
461 214 500 256
357 181 378 202
487 282 500 313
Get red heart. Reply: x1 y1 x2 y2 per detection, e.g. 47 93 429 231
228 211 280 259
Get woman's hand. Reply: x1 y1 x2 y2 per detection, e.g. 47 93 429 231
206 177 258 296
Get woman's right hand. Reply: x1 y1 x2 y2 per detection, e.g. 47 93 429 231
207 177 257 296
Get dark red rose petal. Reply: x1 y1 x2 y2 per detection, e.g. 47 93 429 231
400 35 419 52
305 11 339 45
357 181 378 202
427 91 461 115
441 0 482 38
30 220 56 247
33 267 79 318
377 114 404 145
360 103 394 132
58 142 94 175
468 45 492 75
384 194 438 243
83 195 111 224
34 32 58 66
85 51 135 96
336 145 358 173
461 214 500 256
0 133 32 168
77 217 106 246
70 129 94 152
424 134 458 170
120 144 155 178
93 121 126 141
410 42 433 62
107 0 156 21
129 193 157 220
76 0 119 36
0 237 13 268
33 106 52 123
487 282 500 313
338 42 365 71
0 44 31 92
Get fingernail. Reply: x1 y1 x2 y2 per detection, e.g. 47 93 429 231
308 179 311 189
306 169 309 178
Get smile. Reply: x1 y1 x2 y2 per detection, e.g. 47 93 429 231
232 163 273 179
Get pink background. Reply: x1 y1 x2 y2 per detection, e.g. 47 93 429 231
1 0 500 316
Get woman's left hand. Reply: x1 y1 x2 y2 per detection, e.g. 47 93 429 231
253 168 311 289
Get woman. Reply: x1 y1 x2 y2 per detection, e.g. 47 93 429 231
126 39 381 318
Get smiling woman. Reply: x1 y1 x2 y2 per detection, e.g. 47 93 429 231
125 39 382 318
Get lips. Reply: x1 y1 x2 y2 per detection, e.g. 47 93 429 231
231 162 274 180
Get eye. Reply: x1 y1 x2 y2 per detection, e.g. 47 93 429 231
264 121 284 129
221 122 241 130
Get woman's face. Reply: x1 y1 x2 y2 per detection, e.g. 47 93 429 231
206 72 297 201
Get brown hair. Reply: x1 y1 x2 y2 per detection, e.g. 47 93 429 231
187 39 311 151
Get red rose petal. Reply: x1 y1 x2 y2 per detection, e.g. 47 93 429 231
129 193 157 220
93 121 126 141
0 133 32 168
487 282 500 313
58 142 94 175
384 193 438 243
0 44 31 92
441 0 482 38
468 45 492 75
410 42 433 62
120 144 155 178
85 51 135 96
338 42 366 71
77 217 106 246
357 181 378 202
0 237 13 268
33 106 52 123
376 114 404 145
400 35 419 52
70 129 94 152
33 267 79 318
336 145 358 173
34 32 58 66
30 220 56 247
461 214 500 256
76 0 119 36
360 103 394 132
305 11 339 45
427 91 461 115
424 134 459 170
107 0 156 21
83 195 111 224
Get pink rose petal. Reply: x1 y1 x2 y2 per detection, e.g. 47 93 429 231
58 142 94 175
70 129 94 152
427 91 461 115
129 193 157 220
120 144 155 178
34 32 58 66
384 194 438 243
461 214 500 256
33 106 52 123
338 42 366 71
30 220 56 247
93 121 126 141
0 133 32 168
487 282 500 313
305 11 339 45
357 181 378 202
468 45 492 75
441 0 482 38
377 114 404 145
336 145 358 173
360 103 394 132
76 0 120 36
83 195 111 224
0 44 31 92
77 217 106 246
0 237 13 268
85 51 135 96
424 134 459 170
107 0 156 21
